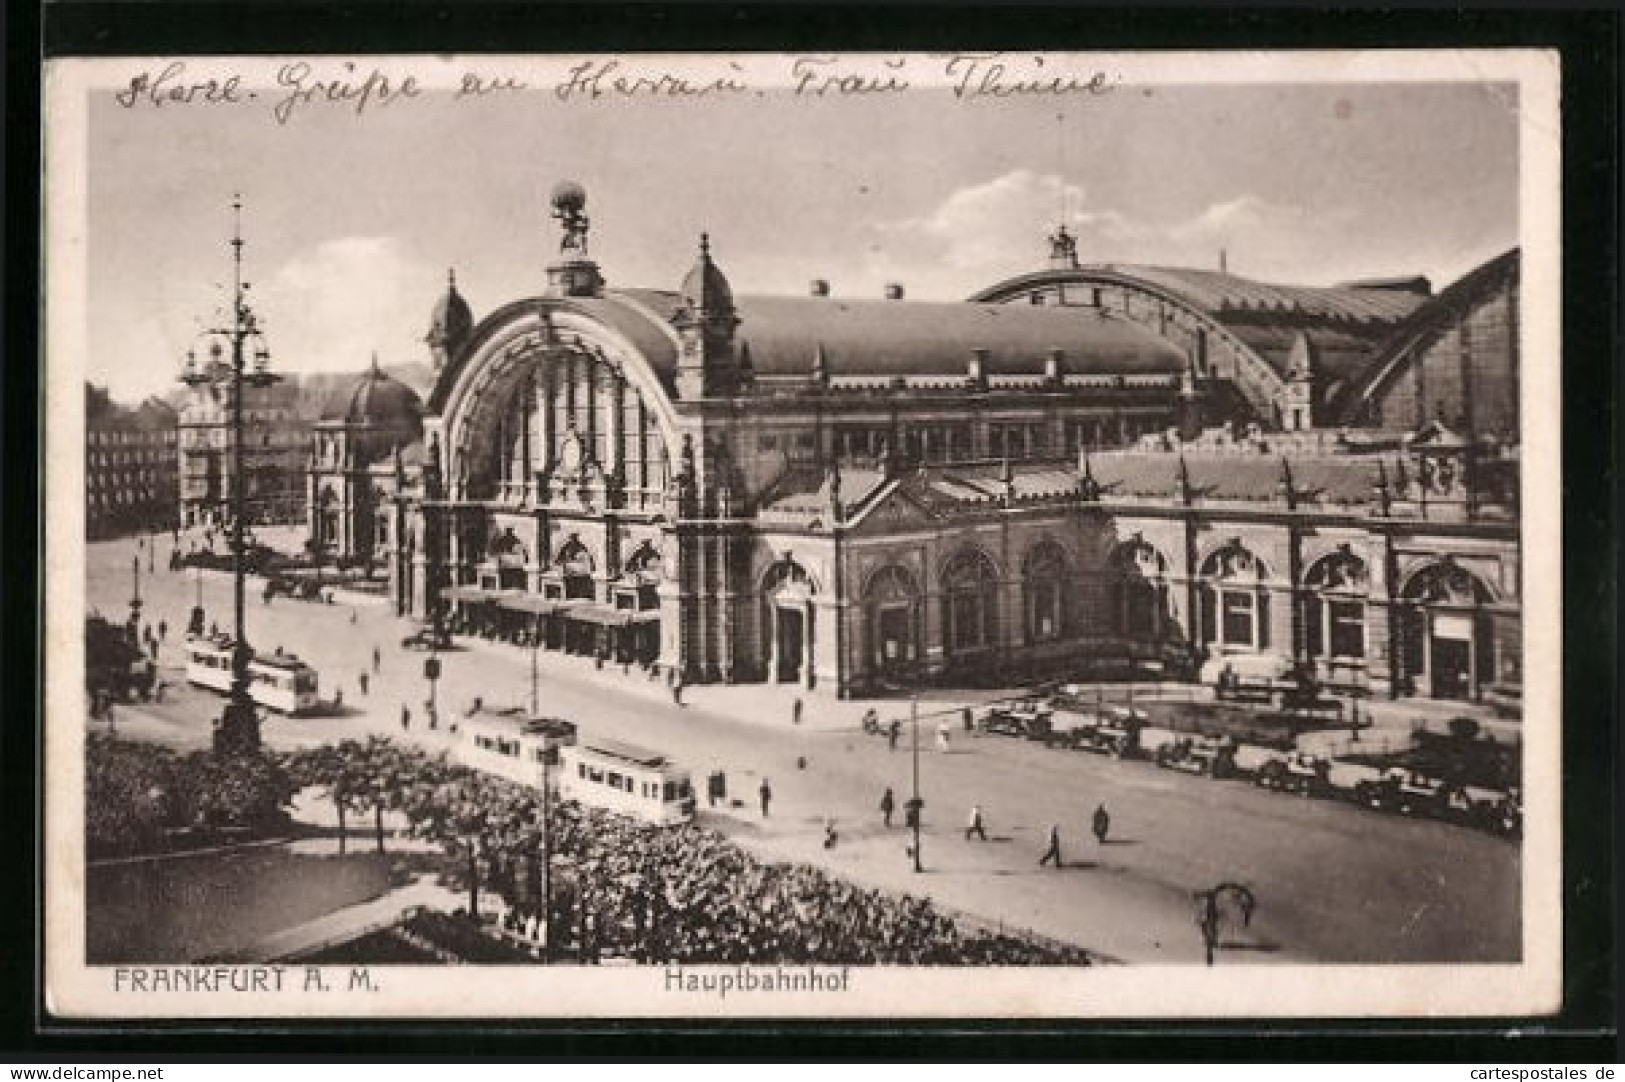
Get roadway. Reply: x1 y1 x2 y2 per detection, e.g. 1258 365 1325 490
87 533 1521 965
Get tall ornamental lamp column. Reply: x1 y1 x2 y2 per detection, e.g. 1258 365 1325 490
180 194 281 757
128 554 143 640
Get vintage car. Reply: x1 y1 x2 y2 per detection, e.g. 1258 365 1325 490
1352 768 1460 817
1153 734 1239 779
401 626 455 652
1253 750 1333 797
982 698 1054 741
1050 706 1146 758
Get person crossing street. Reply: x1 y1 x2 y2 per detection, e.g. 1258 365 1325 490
965 804 988 841
758 778 773 819
879 787 895 828
1039 823 1064 868
1092 803 1111 845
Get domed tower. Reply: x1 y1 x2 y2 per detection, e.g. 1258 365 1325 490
425 269 474 372
672 233 741 400
323 354 425 463
546 180 605 298
309 355 426 567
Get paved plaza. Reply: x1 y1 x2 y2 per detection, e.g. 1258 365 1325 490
88 533 1520 965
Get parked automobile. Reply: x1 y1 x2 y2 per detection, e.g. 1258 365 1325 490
982 698 1053 741
1253 750 1332 797
1154 734 1238 778
1050 706 1145 758
402 627 454 651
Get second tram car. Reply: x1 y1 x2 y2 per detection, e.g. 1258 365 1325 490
559 738 695 825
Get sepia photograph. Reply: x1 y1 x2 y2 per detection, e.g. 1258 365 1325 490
42 49 1562 1019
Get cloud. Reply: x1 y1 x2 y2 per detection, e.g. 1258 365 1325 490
881 169 1085 273
253 236 435 378
866 171 1342 295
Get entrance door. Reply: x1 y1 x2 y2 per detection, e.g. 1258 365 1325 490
776 606 804 684
1430 637 1472 700
876 605 912 673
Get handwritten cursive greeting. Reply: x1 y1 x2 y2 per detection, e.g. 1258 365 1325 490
111 55 1117 125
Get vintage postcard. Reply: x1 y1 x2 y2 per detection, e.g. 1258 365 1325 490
43 49 1562 1019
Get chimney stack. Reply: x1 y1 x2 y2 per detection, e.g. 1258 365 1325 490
884 282 905 301
967 348 990 390
809 279 830 297
1044 348 1066 383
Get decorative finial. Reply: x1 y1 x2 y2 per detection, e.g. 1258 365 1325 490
370 350 381 375
700 232 711 258
448 267 458 290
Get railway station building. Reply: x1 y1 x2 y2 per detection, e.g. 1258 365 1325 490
384 183 1521 712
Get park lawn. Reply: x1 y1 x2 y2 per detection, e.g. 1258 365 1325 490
87 843 393 963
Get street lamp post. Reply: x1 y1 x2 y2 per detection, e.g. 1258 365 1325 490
129 554 143 634
180 194 280 757
910 695 922 873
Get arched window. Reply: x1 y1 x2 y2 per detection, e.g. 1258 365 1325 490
625 542 665 585
553 537 595 599
1023 543 1068 644
942 550 999 656
1199 541 1271 652
1109 539 1168 641
863 565 920 671
1304 550 1368 660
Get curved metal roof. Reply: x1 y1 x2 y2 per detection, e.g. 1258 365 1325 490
1106 265 1427 325
613 289 1188 379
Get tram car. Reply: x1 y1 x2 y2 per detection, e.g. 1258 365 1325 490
184 636 319 715
558 737 695 825
456 707 579 788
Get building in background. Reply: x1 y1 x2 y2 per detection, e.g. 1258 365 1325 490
374 182 1519 711
85 383 178 540
176 353 309 528
306 355 427 573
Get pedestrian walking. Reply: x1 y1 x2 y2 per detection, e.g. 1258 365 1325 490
400 704 411 731
672 678 685 707
936 720 951 753
904 795 924 831
879 787 895 827
359 671 370 696
333 687 344 709
965 804 988 841
1092 803 1111 845
1039 823 1064 868
372 646 381 674
157 619 167 642
962 706 975 734
209 620 219 638
822 821 839 850
758 778 772 818
792 697 803 725
887 719 901 751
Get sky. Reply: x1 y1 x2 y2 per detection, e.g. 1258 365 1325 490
76 64 1521 404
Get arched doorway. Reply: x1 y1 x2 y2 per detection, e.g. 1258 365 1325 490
941 549 1000 660
1399 561 1494 701
762 557 815 687
862 565 921 677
